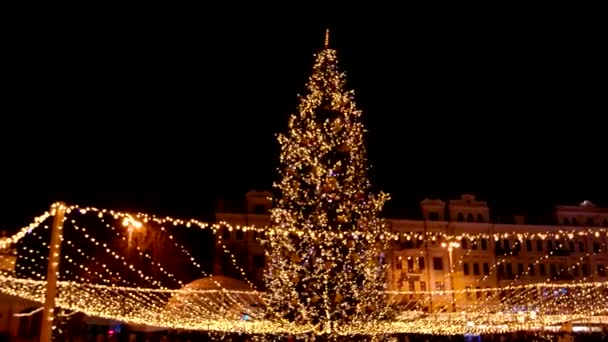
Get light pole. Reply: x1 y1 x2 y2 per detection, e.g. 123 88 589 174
41 202 66 342
441 241 460 312
122 217 143 252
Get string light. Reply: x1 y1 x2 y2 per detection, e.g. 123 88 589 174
260 45 393 340
0 33 604 338
4 203 603 251
1 204 608 336
0 210 51 249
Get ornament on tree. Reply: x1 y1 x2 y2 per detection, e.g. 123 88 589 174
331 116 343 131
301 137 312 146
323 177 338 193
264 35 393 341
290 253 301 263
334 293 344 303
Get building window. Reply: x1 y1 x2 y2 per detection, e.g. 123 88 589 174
598 265 606 277
457 213 464 222
525 239 532 252
481 239 488 250
582 264 590 277
395 258 402 270
222 229 231 240
550 264 557 277
517 263 524 276
461 239 468 249
503 239 510 250
433 257 443 270
418 257 425 270
529 264 535 277
540 264 546 276
593 242 601 253
473 263 480 276
572 265 579 277
568 241 575 252
476 213 484 222
407 258 414 272
603 219 608 227
420 281 426 292
586 218 595 227
506 263 513 278
467 213 474 222
463 263 470 275
578 241 585 253
536 239 543 252
476 286 482 300
435 282 445 291
563 218 570 226
428 212 439 221
465 286 472 300
236 230 244 240
483 263 489 275
406 281 414 292
572 218 578 226
547 240 553 251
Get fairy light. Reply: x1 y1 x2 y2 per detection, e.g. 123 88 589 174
0 33 604 337
1 206 608 336
2 273 608 335
13 203 599 244
261 44 393 340
0 37 604 337
0 210 51 249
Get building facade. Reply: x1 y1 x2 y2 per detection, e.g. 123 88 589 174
214 191 272 288
215 192 608 312
0 234 41 340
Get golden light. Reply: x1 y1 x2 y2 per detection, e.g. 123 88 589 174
122 217 143 230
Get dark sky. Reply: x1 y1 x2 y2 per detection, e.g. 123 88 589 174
1 7 606 230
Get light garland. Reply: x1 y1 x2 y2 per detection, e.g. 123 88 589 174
261 45 393 340
0 36 605 338
2 274 608 335
1 206 608 336
3 203 604 251
0 210 51 249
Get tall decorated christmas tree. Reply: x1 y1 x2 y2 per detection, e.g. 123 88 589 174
264 31 392 341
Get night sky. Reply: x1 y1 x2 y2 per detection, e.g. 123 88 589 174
1 7 606 231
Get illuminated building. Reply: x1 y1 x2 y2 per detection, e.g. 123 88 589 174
0 232 41 339
215 190 271 288
215 192 608 312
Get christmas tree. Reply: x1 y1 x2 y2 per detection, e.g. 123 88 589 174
264 31 392 340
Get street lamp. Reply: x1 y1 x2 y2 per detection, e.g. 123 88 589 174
441 241 460 312
122 217 143 251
